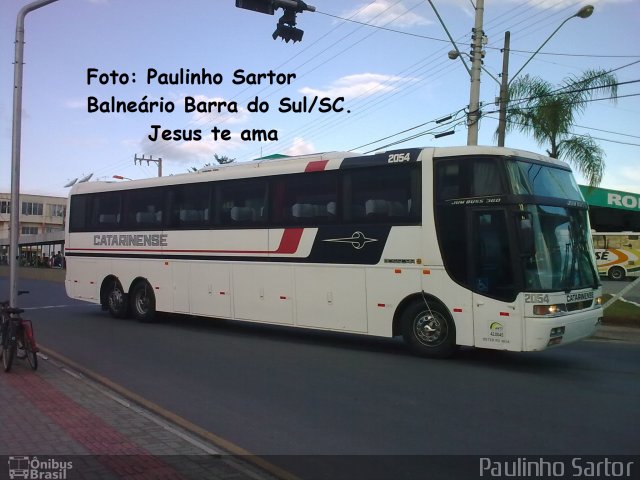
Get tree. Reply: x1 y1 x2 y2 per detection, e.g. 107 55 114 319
188 154 236 172
213 153 235 164
502 69 617 186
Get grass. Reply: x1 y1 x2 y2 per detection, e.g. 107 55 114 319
602 294 640 327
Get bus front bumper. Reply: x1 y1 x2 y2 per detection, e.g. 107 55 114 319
524 308 603 351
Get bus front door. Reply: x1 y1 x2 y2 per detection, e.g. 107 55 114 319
470 209 523 351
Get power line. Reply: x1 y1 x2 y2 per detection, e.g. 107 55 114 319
316 5 639 60
349 107 467 152
490 48 640 59
573 124 640 140
571 131 640 148
314 10 450 44
484 91 640 117
486 115 640 148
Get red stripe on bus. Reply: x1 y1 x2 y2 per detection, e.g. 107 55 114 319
304 160 329 172
273 228 304 254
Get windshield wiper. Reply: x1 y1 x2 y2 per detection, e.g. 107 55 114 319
563 242 575 293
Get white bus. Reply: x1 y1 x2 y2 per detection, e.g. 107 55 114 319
592 231 640 280
65 146 603 357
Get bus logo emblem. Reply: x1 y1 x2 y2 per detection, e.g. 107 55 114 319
323 231 378 250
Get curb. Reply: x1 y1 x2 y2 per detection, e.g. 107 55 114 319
39 346 300 480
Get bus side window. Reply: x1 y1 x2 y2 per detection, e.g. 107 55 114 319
124 188 165 230
348 165 419 224
594 235 606 249
170 183 211 229
69 195 88 232
436 161 460 201
217 179 267 227
272 171 338 226
90 192 121 230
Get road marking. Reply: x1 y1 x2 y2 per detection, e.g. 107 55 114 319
40 346 300 480
23 304 99 310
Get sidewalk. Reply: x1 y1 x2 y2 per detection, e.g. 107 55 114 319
0 352 283 480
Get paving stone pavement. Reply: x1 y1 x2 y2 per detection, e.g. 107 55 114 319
0 353 282 480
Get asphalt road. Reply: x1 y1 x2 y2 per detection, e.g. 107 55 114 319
3 277 639 479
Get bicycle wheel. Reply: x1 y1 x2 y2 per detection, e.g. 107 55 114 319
20 324 38 371
2 337 15 372
0 317 6 361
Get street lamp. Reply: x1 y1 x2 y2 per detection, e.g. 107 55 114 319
433 1 593 146
9 0 59 309
496 5 594 146
509 5 593 83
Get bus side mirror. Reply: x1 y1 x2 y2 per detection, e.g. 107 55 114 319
517 213 535 256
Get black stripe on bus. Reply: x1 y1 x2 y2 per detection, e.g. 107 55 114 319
340 148 422 169
65 226 393 266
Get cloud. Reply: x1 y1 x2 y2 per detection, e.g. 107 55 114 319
139 129 247 166
64 99 86 109
341 1 431 28
300 73 414 99
604 167 640 195
284 138 316 156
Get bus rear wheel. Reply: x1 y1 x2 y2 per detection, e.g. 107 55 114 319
107 280 129 319
608 266 626 281
401 299 457 358
130 281 156 323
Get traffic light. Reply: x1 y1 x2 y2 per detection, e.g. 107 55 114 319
273 23 304 42
272 7 304 43
235 0 315 43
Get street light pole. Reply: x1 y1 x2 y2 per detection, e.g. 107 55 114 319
9 0 59 309
496 5 594 146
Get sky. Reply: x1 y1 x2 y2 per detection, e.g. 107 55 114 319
0 0 638 198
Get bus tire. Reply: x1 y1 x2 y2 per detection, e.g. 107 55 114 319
130 281 156 323
401 299 457 358
608 266 625 281
107 280 129 319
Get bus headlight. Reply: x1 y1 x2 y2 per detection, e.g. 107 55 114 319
595 296 603 306
533 304 567 315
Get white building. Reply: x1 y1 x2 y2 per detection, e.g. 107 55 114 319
0 192 67 265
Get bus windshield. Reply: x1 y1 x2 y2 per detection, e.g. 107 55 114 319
506 160 583 201
522 205 599 292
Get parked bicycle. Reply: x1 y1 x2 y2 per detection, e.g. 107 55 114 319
0 291 38 372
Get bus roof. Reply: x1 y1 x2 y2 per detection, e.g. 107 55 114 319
69 146 570 196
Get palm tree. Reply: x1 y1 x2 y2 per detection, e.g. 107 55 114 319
502 69 617 186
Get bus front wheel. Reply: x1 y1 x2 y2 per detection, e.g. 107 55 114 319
401 299 457 358
130 281 156 323
608 266 626 281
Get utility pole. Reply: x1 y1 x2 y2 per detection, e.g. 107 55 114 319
134 154 162 177
497 31 510 147
467 0 485 146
